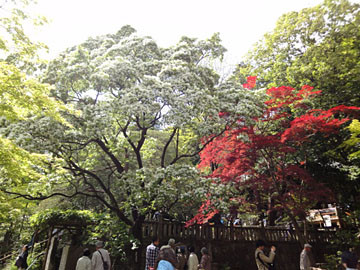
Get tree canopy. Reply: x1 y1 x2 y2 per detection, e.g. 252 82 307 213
0 0 66 254
234 0 360 109
192 77 360 245
3 25 264 239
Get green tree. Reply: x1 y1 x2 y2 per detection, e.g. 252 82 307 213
4 26 264 247
0 0 65 254
234 0 360 109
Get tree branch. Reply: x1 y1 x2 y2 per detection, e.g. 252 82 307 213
169 126 229 165
2 190 83 201
67 160 133 226
94 138 125 174
161 128 178 168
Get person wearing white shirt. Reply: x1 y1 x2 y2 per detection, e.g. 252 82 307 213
187 246 199 270
300 244 312 270
76 249 91 270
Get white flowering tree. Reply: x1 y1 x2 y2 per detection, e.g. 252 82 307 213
4 26 265 242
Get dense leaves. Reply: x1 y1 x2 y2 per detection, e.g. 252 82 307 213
0 0 66 256
234 0 360 109
2 26 265 243
193 77 360 243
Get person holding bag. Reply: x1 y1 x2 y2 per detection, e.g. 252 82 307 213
92 241 111 270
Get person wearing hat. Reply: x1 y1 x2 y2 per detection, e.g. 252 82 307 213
76 248 91 270
300 243 312 270
92 241 111 270
255 240 276 270
160 238 176 252
155 238 178 269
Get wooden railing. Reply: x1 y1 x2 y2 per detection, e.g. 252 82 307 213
142 220 336 243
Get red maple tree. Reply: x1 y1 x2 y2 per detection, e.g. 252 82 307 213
189 77 360 244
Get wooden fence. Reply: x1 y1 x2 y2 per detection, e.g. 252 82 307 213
142 220 336 243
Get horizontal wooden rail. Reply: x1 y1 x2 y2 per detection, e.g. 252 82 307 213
142 220 336 243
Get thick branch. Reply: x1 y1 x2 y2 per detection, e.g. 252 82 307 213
67 160 133 226
169 126 228 165
121 119 145 169
94 138 124 174
2 190 82 201
161 128 178 168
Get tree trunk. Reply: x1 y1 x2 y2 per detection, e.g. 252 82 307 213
131 215 145 270
268 197 276 226
287 211 306 248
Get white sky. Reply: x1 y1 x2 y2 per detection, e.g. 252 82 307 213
28 0 359 66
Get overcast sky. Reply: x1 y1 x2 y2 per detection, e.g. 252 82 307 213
28 0 359 67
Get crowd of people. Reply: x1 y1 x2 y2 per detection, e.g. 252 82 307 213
254 240 359 270
75 241 111 270
145 236 211 270
13 237 359 270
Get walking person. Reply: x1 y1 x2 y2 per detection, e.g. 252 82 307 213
92 241 111 270
198 247 211 270
300 244 312 270
255 240 276 270
187 246 199 270
15 245 29 270
341 246 359 270
145 236 160 270
175 246 187 270
76 248 92 270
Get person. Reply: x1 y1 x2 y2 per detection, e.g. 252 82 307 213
175 246 187 270
92 241 111 270
198 247 211 270
161 238 176 252
187 246 199 270
155 239 178 270
255 240 276 270
300 243 312 270
15 245 29 270
76 248 92 270
157 259 175 270
153 211 161 221
233 218 242 227
341 246 359 270
145 236 160 270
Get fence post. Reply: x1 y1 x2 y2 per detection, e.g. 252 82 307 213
158 216 163 239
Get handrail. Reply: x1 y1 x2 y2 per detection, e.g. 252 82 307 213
26 252 45 270
142 220 336 243
0 239 48 263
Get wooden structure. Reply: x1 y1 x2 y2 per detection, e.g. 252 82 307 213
36 219 337 270
138 220 337 270
308 207 341 228
142 219 336 243
41 221 87 270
